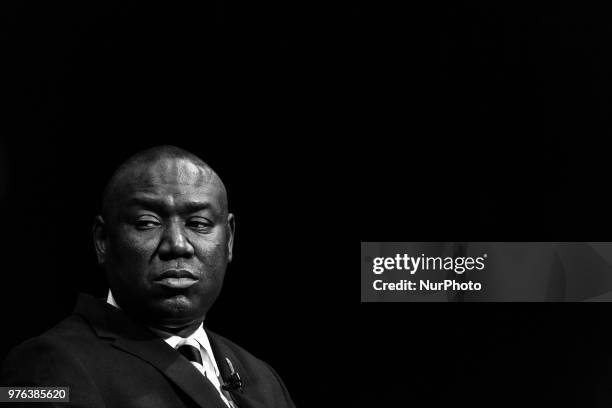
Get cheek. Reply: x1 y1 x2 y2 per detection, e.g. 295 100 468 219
195 241 228 272
111 229 158 264
196 243 227 285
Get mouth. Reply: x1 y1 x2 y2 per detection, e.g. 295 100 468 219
154 269 199 289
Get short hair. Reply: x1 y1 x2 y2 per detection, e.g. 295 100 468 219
101 145 226 220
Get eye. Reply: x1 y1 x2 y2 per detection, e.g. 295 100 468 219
186 218 212 232
134 216 161 230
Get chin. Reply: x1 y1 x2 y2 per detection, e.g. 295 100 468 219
154 296 205 326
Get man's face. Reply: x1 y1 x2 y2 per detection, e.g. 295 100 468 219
97 157 234 329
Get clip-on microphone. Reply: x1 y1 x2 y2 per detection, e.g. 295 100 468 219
221 357 243 393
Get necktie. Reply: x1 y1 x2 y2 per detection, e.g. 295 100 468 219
177 344 203 366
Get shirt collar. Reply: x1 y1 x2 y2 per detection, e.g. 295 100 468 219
151 322 220 377
107 289 121 309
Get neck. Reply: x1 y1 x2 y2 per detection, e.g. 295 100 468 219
153 320 203 338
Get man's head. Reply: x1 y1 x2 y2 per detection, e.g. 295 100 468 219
93 146 235 331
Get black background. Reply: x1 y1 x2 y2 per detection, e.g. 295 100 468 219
356 2 612 408
4 1 612 407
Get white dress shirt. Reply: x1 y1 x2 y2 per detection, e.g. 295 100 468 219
106 291 233 407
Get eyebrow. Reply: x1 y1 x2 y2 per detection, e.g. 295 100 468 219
127 196 215 214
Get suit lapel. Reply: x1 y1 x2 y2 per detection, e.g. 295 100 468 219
74 294 227 408
112 336 226 408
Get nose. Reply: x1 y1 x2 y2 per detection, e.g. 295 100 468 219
158 220 195 260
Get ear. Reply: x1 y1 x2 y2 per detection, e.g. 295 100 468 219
93 215 108 265
226 213 235 263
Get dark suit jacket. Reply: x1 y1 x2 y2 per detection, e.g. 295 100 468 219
1 294 296 408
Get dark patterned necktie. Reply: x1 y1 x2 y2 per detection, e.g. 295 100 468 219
177 344 203 365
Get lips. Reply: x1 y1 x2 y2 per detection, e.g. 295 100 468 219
154 269 199 289
155 269 198 280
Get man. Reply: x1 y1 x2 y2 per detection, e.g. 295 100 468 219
1 146 295 408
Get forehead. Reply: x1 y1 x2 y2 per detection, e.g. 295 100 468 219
117 158 225 206
130 157 214 187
